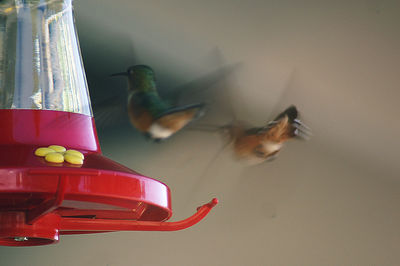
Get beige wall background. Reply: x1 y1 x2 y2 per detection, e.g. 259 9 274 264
1 0 400 265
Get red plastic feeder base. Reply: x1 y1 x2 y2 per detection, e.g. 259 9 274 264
0 145 218 246
0 110 218 246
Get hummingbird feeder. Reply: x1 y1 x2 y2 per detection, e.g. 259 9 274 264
0 0 217 246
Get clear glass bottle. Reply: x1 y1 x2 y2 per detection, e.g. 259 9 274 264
0 0 91 114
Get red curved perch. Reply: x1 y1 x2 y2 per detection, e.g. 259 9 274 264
60 198 218 233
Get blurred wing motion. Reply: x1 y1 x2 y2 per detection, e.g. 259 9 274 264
229 105 311 164
93 94 129 129
165 62 242 106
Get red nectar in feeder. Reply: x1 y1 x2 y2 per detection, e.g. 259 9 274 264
0 0 217 246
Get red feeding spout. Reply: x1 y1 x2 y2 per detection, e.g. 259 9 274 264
60 198 219 233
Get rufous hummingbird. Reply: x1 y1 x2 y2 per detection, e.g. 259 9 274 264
220 105 311 164
106 65 206 141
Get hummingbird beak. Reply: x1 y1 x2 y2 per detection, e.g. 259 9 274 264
110 72 128 77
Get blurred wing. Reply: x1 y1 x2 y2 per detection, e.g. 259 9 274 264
266 68 296 121
165 63 242 106
93 95 128 129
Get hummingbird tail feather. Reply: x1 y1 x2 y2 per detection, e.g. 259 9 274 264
292 119 312 140
265 105 312 142
156 103 205 119
152 103 206 136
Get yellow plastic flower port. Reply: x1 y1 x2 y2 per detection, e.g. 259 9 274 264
34 145 84 165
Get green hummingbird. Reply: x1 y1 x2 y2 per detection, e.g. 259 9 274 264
101 65 205 141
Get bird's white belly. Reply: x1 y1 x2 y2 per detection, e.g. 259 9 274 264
263 141 282 153
148 123 174 139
